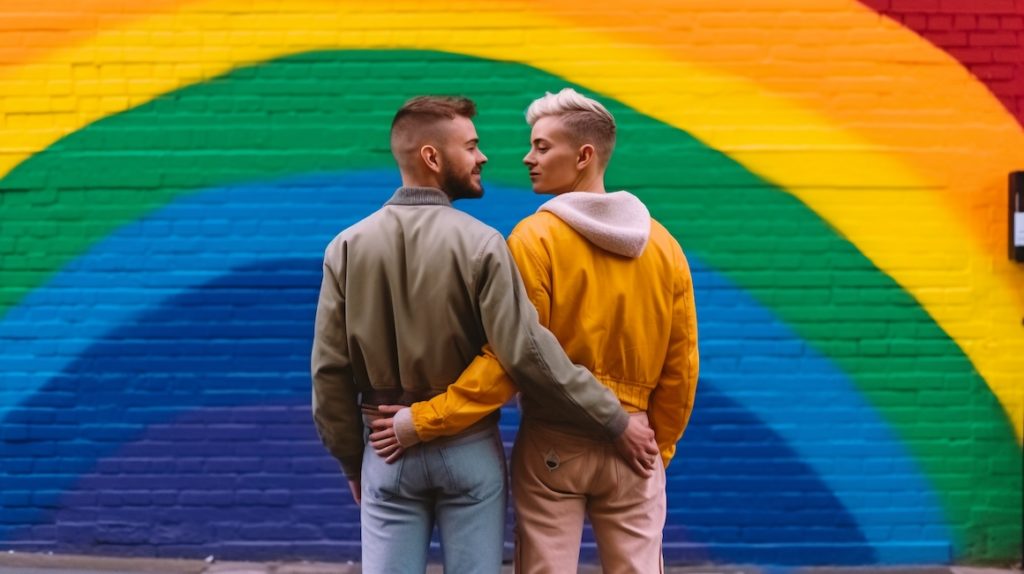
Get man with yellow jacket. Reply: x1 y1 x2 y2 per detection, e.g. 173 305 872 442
371 88 699 572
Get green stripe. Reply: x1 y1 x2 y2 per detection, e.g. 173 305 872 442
0 49 1018 558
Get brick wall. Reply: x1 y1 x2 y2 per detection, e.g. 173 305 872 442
0 1 1020 566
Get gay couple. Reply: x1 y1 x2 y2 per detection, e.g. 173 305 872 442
312 89 698 574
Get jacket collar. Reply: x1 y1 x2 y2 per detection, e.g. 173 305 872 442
385 186 452 207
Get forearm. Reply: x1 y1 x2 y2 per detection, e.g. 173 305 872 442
399 348 517 444
310 250 363 478
312 375 364 476
311 321 363 476
499 327 628 438
648 384 695 467
650 245 700 467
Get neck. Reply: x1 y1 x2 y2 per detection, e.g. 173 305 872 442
568 170 606 194
401 173 451 198
401 174 440 189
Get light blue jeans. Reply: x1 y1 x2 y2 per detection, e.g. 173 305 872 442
360 423 507 574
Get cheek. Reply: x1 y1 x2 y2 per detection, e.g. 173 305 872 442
544 154 574 179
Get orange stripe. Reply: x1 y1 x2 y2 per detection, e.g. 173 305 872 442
0 0 186 67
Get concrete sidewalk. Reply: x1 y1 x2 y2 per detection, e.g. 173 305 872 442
0 553 1019 574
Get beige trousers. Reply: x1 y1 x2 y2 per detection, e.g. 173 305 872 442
512 420 666 574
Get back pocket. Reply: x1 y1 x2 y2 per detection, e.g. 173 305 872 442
362 446 405 502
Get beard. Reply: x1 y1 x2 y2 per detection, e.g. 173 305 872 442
439 162 483 201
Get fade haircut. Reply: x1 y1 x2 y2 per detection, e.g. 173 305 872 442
390 96 477 166
525 88 616 163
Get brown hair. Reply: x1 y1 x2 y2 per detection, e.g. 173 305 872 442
391 96 476 136
390 96 477 163
391 96 475 126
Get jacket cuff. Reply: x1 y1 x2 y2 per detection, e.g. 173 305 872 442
393 407 421 447
338 454 362 480
606 409 630 439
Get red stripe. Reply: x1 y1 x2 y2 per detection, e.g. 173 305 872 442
860 0 1024 128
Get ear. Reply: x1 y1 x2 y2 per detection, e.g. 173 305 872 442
420 145 442 173
576 144 596 170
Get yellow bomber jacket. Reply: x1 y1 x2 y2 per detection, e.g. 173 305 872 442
403 191 699 466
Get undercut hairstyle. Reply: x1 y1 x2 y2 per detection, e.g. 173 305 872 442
390 96 477 166
525 88 616 162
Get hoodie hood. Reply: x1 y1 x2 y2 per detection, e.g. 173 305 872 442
538 191 651 258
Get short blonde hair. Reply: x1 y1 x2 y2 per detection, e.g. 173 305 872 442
525 88 616 161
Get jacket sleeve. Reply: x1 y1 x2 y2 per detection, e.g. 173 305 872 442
404 232 629 443
648 244 699 468
406 345 516 443
311 241 364 480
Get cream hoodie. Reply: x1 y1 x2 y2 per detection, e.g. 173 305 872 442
538 190 651 258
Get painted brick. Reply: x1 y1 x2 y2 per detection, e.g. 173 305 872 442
946 47 995 63
970 31 1020 45
0 1 1020 568
904 14 930 29
893 0 939 10
1001 16 1024 29
928 14 954 29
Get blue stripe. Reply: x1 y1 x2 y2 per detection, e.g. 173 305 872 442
0 170 951 561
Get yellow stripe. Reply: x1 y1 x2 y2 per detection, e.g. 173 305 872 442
0 0 1020 439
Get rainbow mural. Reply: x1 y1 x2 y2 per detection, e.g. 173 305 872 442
0 0 1021 566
